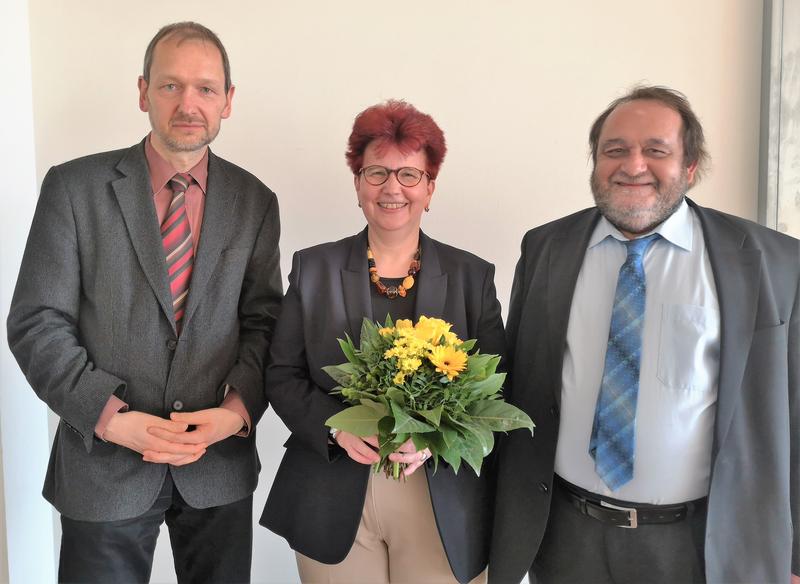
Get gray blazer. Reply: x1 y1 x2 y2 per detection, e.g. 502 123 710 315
260 229 506 584
490 199 799 583
7 139 283 521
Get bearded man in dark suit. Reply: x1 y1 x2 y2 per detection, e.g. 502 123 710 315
7 21 282 583
490 86 799 584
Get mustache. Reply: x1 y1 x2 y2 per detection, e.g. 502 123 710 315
170 116 205 125
610 172 655 184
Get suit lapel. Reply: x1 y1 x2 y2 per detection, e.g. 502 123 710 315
691 201 761 456
414 231 448 322
341 228 373 343
182 151 236 328
544 210 600 407
112 141 175 328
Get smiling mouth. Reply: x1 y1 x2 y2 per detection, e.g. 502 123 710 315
378 202 408 209
615 182 653 189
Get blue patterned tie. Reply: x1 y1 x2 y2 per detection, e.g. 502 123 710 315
589 233 660 491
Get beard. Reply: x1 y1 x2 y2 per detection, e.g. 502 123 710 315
591 168 689 236
151 114 220 153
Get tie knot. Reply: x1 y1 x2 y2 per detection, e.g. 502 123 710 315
169 173 193 194
624 233 660 259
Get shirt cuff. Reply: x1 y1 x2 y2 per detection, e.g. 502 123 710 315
221 387 251 437
94 395 129 441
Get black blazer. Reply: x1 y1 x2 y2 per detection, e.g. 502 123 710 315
489 200 800 584
260 228 506 583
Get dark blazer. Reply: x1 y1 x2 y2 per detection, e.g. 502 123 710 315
260 228 506 584
7 140 283 521
489 199 800 584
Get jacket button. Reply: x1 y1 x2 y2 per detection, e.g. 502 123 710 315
172 400 184 411
550 405 559 417
539 482 549 493
166 339 178 351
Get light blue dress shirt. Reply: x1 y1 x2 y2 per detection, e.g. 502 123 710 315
555 200 721 504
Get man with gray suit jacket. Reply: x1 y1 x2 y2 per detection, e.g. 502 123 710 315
490 86 799 584
7 22 282 583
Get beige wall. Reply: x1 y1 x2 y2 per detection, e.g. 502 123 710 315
24 1 763 582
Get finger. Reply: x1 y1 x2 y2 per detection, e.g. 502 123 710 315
351 442 381 463
168 450 207 466
147 436 208 455
142 449 204 464
388 451 419 463
147 426 206 445
396 438 416 453
362 435 380 448
170 411 207 424
403 461 423 476
149 418 190 433
346 449 379 465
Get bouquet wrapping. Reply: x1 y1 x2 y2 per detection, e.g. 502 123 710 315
324 316 534 479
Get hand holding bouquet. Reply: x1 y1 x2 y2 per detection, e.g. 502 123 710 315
324 316 534 479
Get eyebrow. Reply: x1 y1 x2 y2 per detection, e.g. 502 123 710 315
600 138 673 148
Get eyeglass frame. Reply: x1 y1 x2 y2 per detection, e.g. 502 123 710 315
358 165 432 187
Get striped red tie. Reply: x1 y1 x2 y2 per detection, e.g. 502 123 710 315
161 173 194 334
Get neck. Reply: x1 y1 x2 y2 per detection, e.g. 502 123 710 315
150 135 207 173
367 227 420 277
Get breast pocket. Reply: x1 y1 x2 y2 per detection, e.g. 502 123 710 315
657 304 720 391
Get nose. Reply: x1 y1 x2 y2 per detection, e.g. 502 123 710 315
177 88 199 114
381 170 403 193
620 150 648 176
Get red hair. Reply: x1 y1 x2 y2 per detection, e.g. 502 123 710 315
345 100 447 179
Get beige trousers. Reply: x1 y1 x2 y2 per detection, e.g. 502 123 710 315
296 469 486 584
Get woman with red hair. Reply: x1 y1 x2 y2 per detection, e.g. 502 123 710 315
260 100 505 583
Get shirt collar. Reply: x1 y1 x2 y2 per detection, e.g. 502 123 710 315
589 198 693 252
144 133 209 196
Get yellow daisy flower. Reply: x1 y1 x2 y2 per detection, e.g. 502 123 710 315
428 345 468 380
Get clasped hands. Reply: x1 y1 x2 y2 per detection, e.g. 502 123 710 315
103 408 245 466
334 431 431 477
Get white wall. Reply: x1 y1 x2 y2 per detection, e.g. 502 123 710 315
5 1 764 582
1 0 58 582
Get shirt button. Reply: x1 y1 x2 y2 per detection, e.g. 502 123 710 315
539 482 549 493
166 339 178 351
172 400 184 411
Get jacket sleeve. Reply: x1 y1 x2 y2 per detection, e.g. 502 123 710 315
6 166 125 453
222 190 283 427
790 260 799 575
264 251 345 460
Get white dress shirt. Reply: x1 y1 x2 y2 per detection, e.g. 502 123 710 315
555 200 720 504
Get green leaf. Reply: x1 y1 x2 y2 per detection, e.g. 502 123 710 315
440 423 459 448
411 433 429 452
383 314 395 328
359 318 382 354
390 401 436 434
322 362 357 386
467 400 535 433
360 399 390 416
385 387 406 406
450 417 494 456
460 432 486 476
466 372 506 400
465 353 494 377
417 405 443 427
325 405 384 437
439 443 462 473
337 335 359 365
459 339 477 352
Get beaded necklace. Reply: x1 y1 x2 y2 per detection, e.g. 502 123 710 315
367 246 421 299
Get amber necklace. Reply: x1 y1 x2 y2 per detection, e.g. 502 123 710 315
367 246 421 299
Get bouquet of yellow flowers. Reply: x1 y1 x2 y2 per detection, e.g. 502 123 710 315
324 316 533 479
